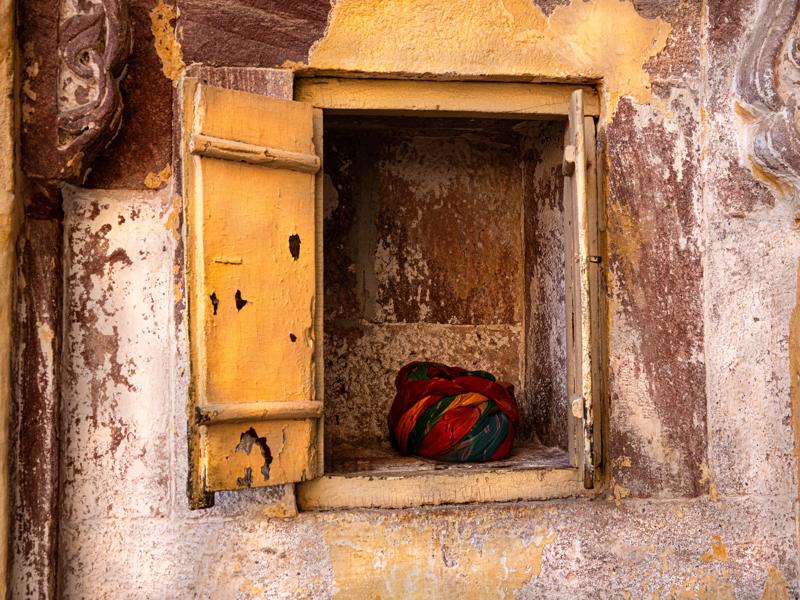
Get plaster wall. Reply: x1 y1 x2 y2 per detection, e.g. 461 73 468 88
322 117 569 451
51 0 800 597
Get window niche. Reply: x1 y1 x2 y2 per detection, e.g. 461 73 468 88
183 77 602 510
322 115 571 472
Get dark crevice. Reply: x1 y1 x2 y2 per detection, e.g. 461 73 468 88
289 333 297 342
289 234 301 261
234 427 273 481
237 467 253 488
209 292 219 315
235 290 248 311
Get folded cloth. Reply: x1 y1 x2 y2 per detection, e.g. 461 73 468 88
388 361 519 462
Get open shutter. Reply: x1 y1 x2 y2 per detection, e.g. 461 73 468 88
184 79 323 507
563 89 602 489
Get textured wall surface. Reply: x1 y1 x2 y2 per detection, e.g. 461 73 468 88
323 118 539 449
40 0 800 597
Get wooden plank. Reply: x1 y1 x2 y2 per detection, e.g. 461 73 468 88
563 131 579 469
297 467 588 510
584 115 603 470
312 108 325 476
183 77 213 509
195 401 324 425
295 78 600 117
189 134 320 173
568 90 595 489
204 420 318 492
185 79 323 497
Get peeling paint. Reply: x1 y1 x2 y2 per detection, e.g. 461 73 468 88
144 164 172 190
26 0 800 596
307 0 671 116
760 566 789 600
149 0 184 82
325 519 557 598
701 535 728 564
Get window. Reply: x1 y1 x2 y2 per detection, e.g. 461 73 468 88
183 78 604 510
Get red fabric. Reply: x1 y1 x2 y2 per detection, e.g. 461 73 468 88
388 362 520 460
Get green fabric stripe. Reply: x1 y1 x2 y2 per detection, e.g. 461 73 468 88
407 395 457 452
440 410 509 462
466 370 496 382
407 363 431 381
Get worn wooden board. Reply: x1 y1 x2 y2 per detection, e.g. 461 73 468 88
184 79 322 500
565 89 601 488
297 463 587 510
296 78 600 118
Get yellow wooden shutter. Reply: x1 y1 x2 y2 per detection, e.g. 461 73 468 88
564 89 602 489
183 79 323 507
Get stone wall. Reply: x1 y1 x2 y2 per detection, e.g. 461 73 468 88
13 0 800 597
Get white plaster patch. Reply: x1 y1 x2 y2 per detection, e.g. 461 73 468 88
60 187 174 521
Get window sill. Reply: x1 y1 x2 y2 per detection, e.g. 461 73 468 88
296 442 590 510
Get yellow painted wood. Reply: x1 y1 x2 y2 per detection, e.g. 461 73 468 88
312 108 325 476
184 78 211 508
204 420 319 491
295 78 600 117
184 79 323 497
297 467 588 510
195 401 324 425
189 133 320 173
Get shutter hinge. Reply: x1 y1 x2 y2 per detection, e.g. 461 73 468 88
575 255 602 264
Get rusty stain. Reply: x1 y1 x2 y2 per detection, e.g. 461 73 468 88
761 566 790 600
613 483 630 506
164 196 181 242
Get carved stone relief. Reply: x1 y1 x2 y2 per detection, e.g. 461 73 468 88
56 0 132 182
734 0 800 198
20 0 131 185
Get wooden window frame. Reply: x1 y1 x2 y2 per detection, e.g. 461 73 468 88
293 77 605 511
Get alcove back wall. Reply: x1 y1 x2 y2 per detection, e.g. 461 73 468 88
323 116 568 449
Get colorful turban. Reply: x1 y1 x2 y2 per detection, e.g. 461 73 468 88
388 361 520 462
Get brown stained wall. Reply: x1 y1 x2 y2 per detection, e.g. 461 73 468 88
323 118 527 447
597 0 707 502
82 0 175 190
523 121 568 448
606 90 706 497
9 219 61 599
12 0 800 596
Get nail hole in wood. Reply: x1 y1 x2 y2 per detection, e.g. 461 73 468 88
289 234 301 261
235 290 247 311
210 292 219 315
289 333 297 342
